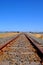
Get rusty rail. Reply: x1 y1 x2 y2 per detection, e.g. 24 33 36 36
0 33 43 64
24 34 43 65
0 33 21 51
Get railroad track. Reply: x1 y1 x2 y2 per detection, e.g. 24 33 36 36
25 33 43 65
0 33 43 65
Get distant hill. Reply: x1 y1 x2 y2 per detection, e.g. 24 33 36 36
29 32 43 34
0 31 20 33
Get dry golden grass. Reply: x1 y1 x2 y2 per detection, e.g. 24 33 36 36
31 34 43 40
0 32 19 38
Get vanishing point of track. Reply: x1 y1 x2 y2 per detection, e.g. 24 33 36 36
0 33 43 65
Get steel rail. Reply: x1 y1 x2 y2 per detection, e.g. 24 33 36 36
0 33 21 51
0 33 43 64
24 34 43 65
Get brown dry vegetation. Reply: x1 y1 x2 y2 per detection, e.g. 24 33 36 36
31 34 43 40
0 32 19 38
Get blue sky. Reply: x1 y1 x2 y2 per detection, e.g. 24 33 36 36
0 0 43 32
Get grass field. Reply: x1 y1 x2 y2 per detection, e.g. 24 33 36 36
31 34 43 40
0 32 19 38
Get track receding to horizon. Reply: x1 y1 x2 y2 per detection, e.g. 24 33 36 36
0 33 43 65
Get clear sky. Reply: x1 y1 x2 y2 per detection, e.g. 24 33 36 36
0 0 43 32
